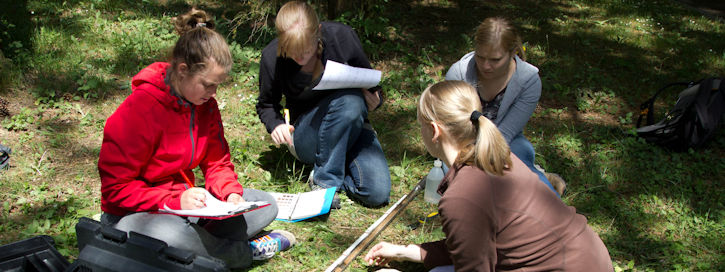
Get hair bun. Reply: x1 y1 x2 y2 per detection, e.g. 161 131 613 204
173 8 215 36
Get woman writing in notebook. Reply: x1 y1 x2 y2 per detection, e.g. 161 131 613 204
97 8 294 268
445 17 565 196
256 1 391 207
364 81 613 271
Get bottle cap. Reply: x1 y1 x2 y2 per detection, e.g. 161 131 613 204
434 159 442 167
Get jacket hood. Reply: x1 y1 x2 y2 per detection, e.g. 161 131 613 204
131 62 190 111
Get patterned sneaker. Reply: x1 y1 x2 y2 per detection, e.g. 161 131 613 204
250 230 296 261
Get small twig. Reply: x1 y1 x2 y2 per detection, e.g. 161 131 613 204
336 226 362 230
74 104 87 118
606 218 615 232
564 184 605 200
32 150 48 176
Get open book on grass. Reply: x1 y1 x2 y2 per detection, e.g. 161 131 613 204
311 60 381 90
158 190 270 220
270 187 337 222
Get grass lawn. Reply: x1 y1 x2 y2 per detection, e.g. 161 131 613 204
1 0 724 271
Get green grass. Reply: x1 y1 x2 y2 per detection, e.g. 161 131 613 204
1 0 724 271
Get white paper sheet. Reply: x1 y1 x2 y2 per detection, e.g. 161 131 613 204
312 60 381 90
160 190 267 218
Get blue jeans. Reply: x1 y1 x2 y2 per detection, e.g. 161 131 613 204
440 133 558 197
429 265 454 272
509 133 559 197
100 189 278 269
294 89 391 207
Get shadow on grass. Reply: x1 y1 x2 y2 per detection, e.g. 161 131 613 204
361 0 724 269
15 0 723 105
1 192 93 251
0 1 33 60
10 0 249 103
7 0 724 270
532 114 725 269
257 145 311 190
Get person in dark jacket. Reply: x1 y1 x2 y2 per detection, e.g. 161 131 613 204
98 8 294 268
256 1 391 207
364 81 613 271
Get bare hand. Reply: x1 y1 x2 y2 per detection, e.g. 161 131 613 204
362 88 381 112
180 188 207 210
271 124 294 146
364 242 402 267
227 193 245 204
364 242 423 266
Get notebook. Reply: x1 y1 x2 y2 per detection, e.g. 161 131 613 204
270 187 337 222
158 190 269 220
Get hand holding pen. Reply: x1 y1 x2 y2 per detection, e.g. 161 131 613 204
270 108 295 146
179 169 207 210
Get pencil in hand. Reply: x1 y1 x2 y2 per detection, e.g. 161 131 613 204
284 108 293 132
179 169 207 208
178 169 195 188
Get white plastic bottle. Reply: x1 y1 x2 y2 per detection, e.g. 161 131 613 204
424 159 444 204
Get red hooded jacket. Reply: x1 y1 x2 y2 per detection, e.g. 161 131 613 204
98 62 243 216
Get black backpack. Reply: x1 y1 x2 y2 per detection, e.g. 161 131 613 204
0 143 10 170
636 77 725 151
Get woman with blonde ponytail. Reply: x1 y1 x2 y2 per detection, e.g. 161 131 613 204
364 81 613 271
98 8 294 269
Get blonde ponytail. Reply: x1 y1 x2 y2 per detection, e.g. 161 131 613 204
469 113 511 176
419 81 511 176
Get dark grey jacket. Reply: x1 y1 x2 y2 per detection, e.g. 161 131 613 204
257 22 374 133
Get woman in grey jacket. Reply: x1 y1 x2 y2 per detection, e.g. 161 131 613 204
445 17 564 196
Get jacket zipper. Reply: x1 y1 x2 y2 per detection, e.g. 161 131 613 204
187 107 195 169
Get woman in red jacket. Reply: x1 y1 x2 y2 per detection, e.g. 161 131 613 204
364 81 613 271
97 8 293 268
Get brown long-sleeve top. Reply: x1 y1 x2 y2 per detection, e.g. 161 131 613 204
419 154 613 271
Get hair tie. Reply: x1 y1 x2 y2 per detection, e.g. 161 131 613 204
470 110 483 124
195 22 207 28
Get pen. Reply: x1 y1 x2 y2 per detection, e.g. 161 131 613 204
283 108 291 130
178 169 195 189
179 169 206 208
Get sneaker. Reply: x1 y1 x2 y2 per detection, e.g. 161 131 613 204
309 182 341 210
535 164 567 197
307 169 315 184
544 172 567 197
250 230 296 261
308 169 341 209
